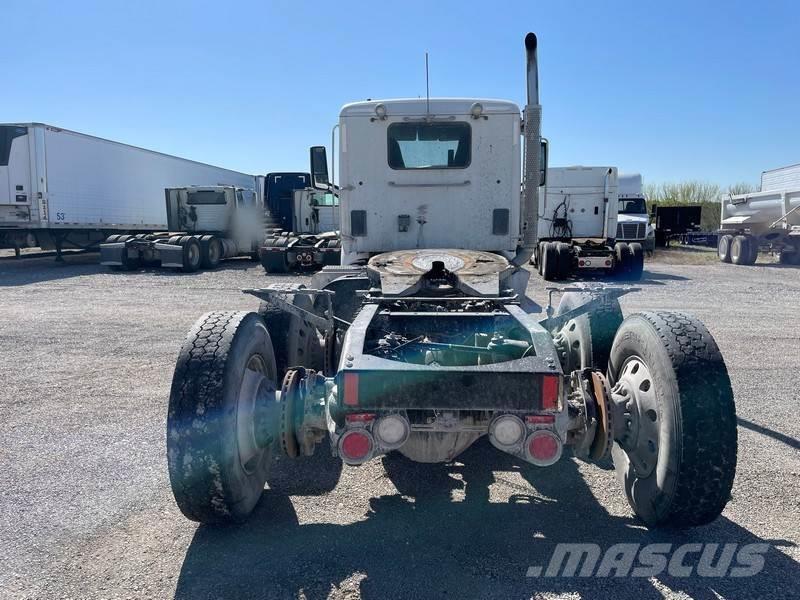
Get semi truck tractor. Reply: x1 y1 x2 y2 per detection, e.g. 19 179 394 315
165 33 736 531
0 123 255 259
99 185 263 271
617 173 655 253
532 166 644 281
260 172 341 272
719 163 800 265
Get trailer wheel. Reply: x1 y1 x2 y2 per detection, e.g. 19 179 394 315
555 242 572 279
541 242 560 281
104 234 121 243
554 291 623 371
718 234 733 263
536 242 544 274
179 236 202 272
260 243 290 273
730 235 751 265
167 311 281 523
200 236 223 269
608 312 736 528
746 236 759 265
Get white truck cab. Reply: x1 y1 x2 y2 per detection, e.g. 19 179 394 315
334 98 523 264
617 173 655 252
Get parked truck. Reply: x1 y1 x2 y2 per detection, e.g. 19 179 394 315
99 185 263 271
718 163 800 265
164 33 736 532
617 173 655 253
532 166 644 281
0 123 255 259
260 171 341 272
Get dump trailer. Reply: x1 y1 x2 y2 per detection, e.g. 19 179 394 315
0 123 254 259
165 33 737 532
531 166 644 281
617 173 655 253
99 186 263 271
718 163 800 265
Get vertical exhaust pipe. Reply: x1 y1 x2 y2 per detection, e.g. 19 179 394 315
512 32 542 267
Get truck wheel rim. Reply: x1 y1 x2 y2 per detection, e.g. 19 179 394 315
236 354 269 474
189 244 200 266
610 356 660 478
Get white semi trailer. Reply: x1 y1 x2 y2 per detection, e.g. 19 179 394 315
719 163 800 265
0 123 255 259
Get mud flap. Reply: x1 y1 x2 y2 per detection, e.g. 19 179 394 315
156 242 184 268
99 242 126 266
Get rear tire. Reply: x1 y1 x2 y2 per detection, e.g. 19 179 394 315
730 235 751 265
258 301 291 381
554 291 623 372
625 242 644 280
555 242 572 279
614 242 631 278
179 236 202 273
167 311 280 524
718 234 733 263
608 312 737 528
200 236 223 269
541 242 559 281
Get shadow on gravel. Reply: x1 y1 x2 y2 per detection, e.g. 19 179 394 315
0 252 102 286
175 438 798 600
738 417 800 451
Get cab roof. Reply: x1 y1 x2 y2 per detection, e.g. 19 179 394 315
340 98 520 118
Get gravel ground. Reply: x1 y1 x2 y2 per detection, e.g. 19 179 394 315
0 252 798 600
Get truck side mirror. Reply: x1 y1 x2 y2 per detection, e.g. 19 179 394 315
539 139 548 186
310 146 330 189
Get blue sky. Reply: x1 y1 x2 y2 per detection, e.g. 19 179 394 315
2 0 798 187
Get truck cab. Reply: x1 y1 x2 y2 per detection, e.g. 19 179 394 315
332 99 523 264
616 173 655 252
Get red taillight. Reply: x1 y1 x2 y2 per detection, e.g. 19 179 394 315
339 430 374 464
604 259 611 266
542 375 560 410
578 259 585 266
528 431 560 464
343 372 359 406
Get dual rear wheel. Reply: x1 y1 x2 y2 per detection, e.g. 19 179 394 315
555 293 737 528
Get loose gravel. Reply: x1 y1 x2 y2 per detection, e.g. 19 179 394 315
0 253 798 599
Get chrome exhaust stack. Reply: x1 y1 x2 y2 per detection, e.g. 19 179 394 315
512 32 542 267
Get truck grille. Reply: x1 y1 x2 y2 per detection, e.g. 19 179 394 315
616 223 645 240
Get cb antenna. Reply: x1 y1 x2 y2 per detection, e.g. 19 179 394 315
425 51 430 117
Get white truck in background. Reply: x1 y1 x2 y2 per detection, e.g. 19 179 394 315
616 173 655 253
100 185 263 271
0 123 255 259
532 165 644 280
719 163 800 265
